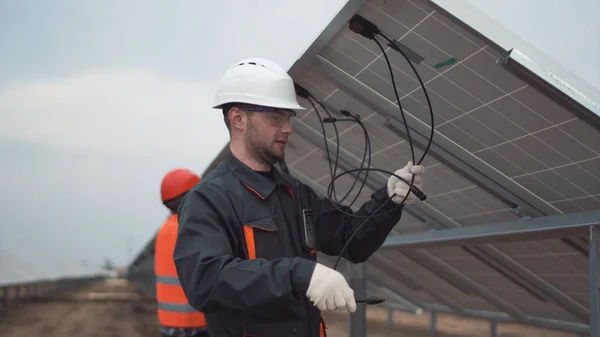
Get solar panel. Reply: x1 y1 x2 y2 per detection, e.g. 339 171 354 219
282 0 600 334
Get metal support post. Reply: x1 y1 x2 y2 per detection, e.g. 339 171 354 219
348 262 367 337
0 287 7 313
590 226 600 337
489 321 497 337
430 312 437 336
387 308 394 328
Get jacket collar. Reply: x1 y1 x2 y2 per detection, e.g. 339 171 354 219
224 153 290 200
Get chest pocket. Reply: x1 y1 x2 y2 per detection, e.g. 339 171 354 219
242 216 281 260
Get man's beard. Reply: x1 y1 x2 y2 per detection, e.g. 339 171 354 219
245 121 283 166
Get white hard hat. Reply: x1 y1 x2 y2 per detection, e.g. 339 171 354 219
213 57 306 111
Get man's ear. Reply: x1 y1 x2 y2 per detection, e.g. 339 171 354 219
229 107 244 130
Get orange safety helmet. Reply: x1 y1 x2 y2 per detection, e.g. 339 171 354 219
160 168 201 202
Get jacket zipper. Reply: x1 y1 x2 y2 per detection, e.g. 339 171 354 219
276 186 315 336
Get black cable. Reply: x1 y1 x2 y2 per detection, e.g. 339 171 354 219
326 111 371 209
292 15 437 306
294 85 371 209
378 32 435 164
306 98 338 195
323 117 367 208
294 85 342 203
312 98 372 208
279 158 291 175
309 97 343 202
373 37 416 164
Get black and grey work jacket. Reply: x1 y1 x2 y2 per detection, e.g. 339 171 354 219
174 154 404 337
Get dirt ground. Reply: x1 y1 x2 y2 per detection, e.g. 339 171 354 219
0 279 161 337
321 308 577 337
0 279 580 337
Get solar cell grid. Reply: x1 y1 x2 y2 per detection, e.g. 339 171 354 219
293 67 520 228
313 0 600 218
493 238 591 309
383 247 584 322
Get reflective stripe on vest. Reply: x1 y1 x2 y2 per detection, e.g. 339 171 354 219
243 215 326 337
156 275 181 285
157 301 198 313
155 215 207 328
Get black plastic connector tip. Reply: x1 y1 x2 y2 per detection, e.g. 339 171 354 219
357 296 386 305
349 15 380 39
294 82 310 99
410 185 427 201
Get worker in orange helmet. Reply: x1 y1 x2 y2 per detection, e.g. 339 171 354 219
155 168 209 337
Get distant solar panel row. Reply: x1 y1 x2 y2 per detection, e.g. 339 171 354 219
0 248 109 287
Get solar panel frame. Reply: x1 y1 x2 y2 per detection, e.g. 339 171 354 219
426 0 600 120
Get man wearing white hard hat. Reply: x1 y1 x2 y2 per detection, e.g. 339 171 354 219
173 58 425 337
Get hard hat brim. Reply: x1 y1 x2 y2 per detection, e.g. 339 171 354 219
213 95 306 112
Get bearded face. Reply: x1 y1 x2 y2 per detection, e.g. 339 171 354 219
244 115 286 165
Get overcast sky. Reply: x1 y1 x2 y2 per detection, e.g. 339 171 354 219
1 0 598 270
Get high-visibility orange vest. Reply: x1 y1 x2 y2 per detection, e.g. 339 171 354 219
155 214 207 328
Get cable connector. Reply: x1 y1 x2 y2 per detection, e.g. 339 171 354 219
294 82 310 99
323 117 355 123
340 109 361 121
410 185 427 202
356 296 386 305
349 15 380 39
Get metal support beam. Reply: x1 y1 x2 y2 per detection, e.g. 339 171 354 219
412 250 529 321
310 55 560 217
382 211 600 249
430 312 438 336
377 286 424 315
590 226 600 337
348 263 367 337
387 308 394 328
490 321 498 337
291 118 591 322
368 253 467 314
385 301 590 334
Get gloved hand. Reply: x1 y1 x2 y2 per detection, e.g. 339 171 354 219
306 263 356 313
387 161 425 204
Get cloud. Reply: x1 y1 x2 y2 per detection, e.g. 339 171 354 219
0 70 232 266
0 69 230 159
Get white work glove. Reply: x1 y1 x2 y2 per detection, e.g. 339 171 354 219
387 161 425 204
306 263 356 313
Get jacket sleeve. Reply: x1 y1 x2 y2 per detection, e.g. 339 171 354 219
173 185 316 313
310 185 403 263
